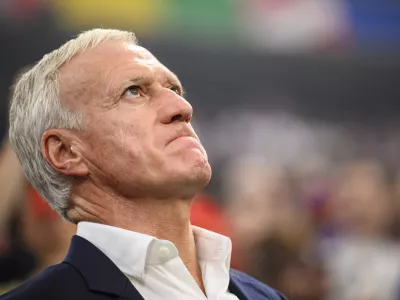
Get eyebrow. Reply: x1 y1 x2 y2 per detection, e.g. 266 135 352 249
113 73 184 100
128 76 147 85
108 76 145 99
168 72 181 86
166 74 185 96
107 77 148 107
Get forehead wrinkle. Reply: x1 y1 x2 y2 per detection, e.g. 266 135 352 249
60 41 130 110
167 73 182 87
151 64 180 88
101 43 167 91
59 59 103 111
154 62 182 87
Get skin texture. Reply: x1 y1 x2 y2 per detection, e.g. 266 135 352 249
41 41 212 292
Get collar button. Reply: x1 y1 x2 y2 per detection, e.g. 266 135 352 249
158 245 171 258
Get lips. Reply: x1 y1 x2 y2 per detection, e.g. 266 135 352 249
167 130 203 151
167 129 197 145
171 136 203 151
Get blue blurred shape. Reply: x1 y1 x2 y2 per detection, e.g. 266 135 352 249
347 0 400 49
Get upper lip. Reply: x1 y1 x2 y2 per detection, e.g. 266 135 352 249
168 128 197 145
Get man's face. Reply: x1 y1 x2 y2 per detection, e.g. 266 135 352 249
59 41 211 199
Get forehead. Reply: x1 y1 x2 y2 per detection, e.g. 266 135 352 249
65 41 160 72
125 44 157 66
58 41 173 104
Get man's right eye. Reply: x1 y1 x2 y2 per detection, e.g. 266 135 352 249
124 86 141 98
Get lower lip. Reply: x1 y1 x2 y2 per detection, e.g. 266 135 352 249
171 136 203 150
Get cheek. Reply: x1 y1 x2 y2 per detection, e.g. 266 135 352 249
86 117 155 167
82 105 163 172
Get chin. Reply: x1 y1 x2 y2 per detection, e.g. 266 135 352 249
159 145 211 196
188 149 211 180
191 161 212 187
184 156 211 183
167 159 212 199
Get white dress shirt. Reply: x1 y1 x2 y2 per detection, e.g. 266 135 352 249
77 222 239 300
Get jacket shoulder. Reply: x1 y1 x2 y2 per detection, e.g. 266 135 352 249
0 263 88 300
230 269 287 300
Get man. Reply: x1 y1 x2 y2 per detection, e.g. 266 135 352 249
1 29 286 300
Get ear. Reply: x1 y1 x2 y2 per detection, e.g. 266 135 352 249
41 129 89 177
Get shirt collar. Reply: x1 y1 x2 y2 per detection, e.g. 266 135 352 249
77 222 232 280
192 226 232 269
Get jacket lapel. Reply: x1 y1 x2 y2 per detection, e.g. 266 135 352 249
63 235 145 300
228 272 252 300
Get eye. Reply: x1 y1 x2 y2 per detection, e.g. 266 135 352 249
124 85 142 98
170 86 181 95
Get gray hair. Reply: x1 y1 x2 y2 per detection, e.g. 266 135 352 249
9 29 137 221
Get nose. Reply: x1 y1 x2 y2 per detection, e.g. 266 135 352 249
159 89 193 124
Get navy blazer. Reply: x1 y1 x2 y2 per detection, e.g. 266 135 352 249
0 235 286 300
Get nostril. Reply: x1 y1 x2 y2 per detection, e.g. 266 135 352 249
171 114 183 122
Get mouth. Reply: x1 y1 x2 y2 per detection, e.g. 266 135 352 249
172 136 203 150
168 129 196 145
168 132 203 151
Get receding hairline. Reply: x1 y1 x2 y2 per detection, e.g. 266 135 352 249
56 40 153 110
27 29 137 78
52 32 140 110
58 39 143 74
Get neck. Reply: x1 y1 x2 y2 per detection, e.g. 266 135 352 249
68 183 205 293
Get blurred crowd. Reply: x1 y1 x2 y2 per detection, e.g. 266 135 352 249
204 113 400 300
220 154 400 300
1 0 400 299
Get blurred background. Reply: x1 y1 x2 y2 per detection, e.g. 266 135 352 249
1 0 400 299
